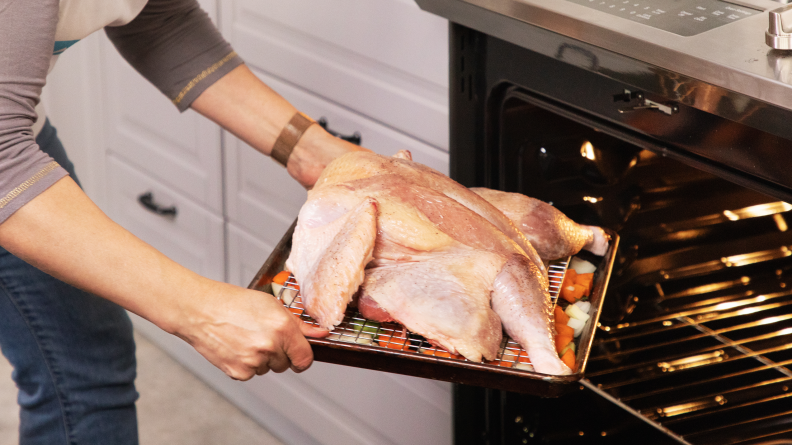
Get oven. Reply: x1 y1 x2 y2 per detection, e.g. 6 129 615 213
414 0 792 443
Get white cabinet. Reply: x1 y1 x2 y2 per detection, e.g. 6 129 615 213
105 155 226 282
84 1 452 444
220 0 449 149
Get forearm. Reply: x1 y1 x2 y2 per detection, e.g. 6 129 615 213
0 176 204 334
191 64 368 187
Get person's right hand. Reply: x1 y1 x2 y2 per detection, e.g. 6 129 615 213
173 280 330 380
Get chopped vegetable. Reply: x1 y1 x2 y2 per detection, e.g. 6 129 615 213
566 317 586 337
555 323 574 338
271 271 299 305
560 284 586 303
575 273 594 297
376 325 411 350
554 305 570 325
420 348 462 359
558 342 576 357
272 270 291 285
555 336 574 354
574 300 592 314
287 306 304 317
560 348 576 371
565 303 590 323
513 362 535 371
517 350 531 364
329 331 375 345
562 268 578 290
570 257 596 274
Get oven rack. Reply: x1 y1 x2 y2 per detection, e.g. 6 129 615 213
588 255 792 444
274 258 568 373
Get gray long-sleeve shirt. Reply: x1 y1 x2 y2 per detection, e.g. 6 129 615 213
0 0 243 224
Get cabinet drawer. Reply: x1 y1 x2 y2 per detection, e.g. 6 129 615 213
226 223 274 288
221 0 449 149
102 40 224 214
224 68 450 245
106 155 225 282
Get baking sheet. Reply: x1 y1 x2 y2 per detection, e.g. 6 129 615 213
249 220 619 397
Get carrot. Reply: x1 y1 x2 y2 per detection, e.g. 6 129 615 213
377 331 410 350
555 323 574 338
561 348 576 371
420 347 460 359
273 270 291 285
560 284 586 303
287 306 304 317
562 269 578 289
554 305 570 325
518 350 531 364
555 335 573 354
576 273 594 297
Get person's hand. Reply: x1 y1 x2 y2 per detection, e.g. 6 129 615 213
287 126 371 188
174 280 330 380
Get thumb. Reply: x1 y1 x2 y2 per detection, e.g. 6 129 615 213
299 321 331 339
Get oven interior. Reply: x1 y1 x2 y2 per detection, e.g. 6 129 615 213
454 89 792 444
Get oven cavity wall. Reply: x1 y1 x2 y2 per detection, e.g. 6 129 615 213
45 1 453 445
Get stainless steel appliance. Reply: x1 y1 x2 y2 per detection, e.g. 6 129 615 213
414 0 792 443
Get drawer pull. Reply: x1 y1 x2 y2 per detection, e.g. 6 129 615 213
318 117 362 145
138 192 177 218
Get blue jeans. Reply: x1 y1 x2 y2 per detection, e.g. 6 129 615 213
0 120 139 444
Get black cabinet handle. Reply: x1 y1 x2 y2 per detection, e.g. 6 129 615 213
318 117 362 145
138 192 177 218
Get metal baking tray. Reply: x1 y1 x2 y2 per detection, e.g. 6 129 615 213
249 220 619 397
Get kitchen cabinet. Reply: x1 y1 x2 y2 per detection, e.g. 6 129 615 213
49 0 452 444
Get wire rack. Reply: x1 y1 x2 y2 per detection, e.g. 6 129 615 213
273 258 570 372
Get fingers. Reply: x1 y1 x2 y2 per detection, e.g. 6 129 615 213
300 321 331 338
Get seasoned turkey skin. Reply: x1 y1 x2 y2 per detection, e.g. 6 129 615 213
285 151 571 375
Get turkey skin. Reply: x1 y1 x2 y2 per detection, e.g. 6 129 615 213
286 151 573 375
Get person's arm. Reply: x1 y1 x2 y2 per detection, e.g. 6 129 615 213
105 0 367 188
0 176 328 378
190 64 368 187
0 0 326 380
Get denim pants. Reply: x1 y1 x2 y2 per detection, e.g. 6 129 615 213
0 120 139 444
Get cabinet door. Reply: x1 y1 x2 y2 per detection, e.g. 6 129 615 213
220 0 449 149
101 39 224 214
225 68 449 245
226 224 453 445
106 155 225 282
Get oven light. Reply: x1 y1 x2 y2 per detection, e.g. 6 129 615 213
583 196 602 203
580 141 596 160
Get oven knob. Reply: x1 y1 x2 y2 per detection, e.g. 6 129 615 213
767 4 792 50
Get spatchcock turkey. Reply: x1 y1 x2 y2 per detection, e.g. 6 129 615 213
285 150 608 376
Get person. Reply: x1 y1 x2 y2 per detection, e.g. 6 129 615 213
0 0 367 442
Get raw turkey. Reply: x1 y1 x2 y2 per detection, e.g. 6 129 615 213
285 150 588 375
470 188 610 261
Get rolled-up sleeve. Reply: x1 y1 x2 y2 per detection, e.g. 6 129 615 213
105 0 244 111
0 0 69 225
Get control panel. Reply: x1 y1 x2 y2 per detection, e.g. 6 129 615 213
566 0 761 36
